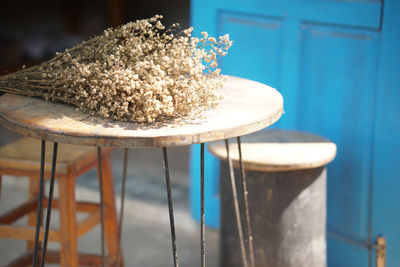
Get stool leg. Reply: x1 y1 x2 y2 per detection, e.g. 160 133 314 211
97 147 106 267
99 152 121 266
27 176 41 250
116 148 129 267
58 174 79 267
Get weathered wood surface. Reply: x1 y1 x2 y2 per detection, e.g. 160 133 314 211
0 225 60 242
0 139 119 267
0 137 112 175
209 130 337 171
0 76 283 147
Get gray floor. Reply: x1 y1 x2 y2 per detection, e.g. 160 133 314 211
0 126 219 266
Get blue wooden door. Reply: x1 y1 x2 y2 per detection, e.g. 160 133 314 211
189 0 400 266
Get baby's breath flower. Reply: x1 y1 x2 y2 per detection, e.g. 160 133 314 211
0 15 232 123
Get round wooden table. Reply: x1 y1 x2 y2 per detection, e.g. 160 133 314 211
0 76 283 267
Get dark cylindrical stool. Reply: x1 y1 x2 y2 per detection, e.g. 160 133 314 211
208 130 337 267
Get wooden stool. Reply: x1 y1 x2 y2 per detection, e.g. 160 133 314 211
0 137 121 266
209 130 337 267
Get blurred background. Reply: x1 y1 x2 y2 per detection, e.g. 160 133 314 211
0 1 217 266
1 0 399 266
0 0 190 73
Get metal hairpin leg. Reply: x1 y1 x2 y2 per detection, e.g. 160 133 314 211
200 143 205 267
40 142 58 267
32 140 46 267
115 148 129 267
162 147 179 267
237 137 255 267
97 147 106 267
225 139 249 267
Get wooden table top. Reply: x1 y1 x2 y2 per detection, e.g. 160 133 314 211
0 76 283 148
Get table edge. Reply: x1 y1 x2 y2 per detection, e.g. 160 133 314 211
0 105 283 147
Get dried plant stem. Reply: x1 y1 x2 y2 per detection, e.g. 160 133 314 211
0 15 232 123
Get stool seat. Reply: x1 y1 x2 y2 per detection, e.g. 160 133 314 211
209 130 337 171
209 129 337 267
0 137 120 266
0 137 111 175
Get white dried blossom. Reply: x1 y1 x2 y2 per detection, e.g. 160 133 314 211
0 15 232 123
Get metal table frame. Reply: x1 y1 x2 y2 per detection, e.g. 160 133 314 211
31 137 255 267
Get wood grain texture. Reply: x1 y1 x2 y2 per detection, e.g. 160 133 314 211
99 155 121 264
0 140 119 266
58 173 79 267
0 225 59 242
0 199 37 224
77 211 101 238
0 137 112 175
208 130 337 171
0 76 283 147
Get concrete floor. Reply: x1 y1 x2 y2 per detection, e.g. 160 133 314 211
0 126 220 266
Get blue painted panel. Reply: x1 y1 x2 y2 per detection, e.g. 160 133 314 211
190 1 400 266
191 0 218 37
327 236 368 267
278 19 302 129
372 0 400 266
218 12 283 88
298 24 379 240
212 0 382 29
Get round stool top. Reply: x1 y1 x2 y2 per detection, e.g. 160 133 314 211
208 130 337 171
0 76 283 148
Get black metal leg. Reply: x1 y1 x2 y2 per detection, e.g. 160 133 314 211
237 137 255 267
97 147 106 267
225 139 249 267
40 142 58 267
116 148 129 267
200 143 205 267
162 147 179 267
32 140 46 267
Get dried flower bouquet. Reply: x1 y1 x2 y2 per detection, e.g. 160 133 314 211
0 15 232 123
